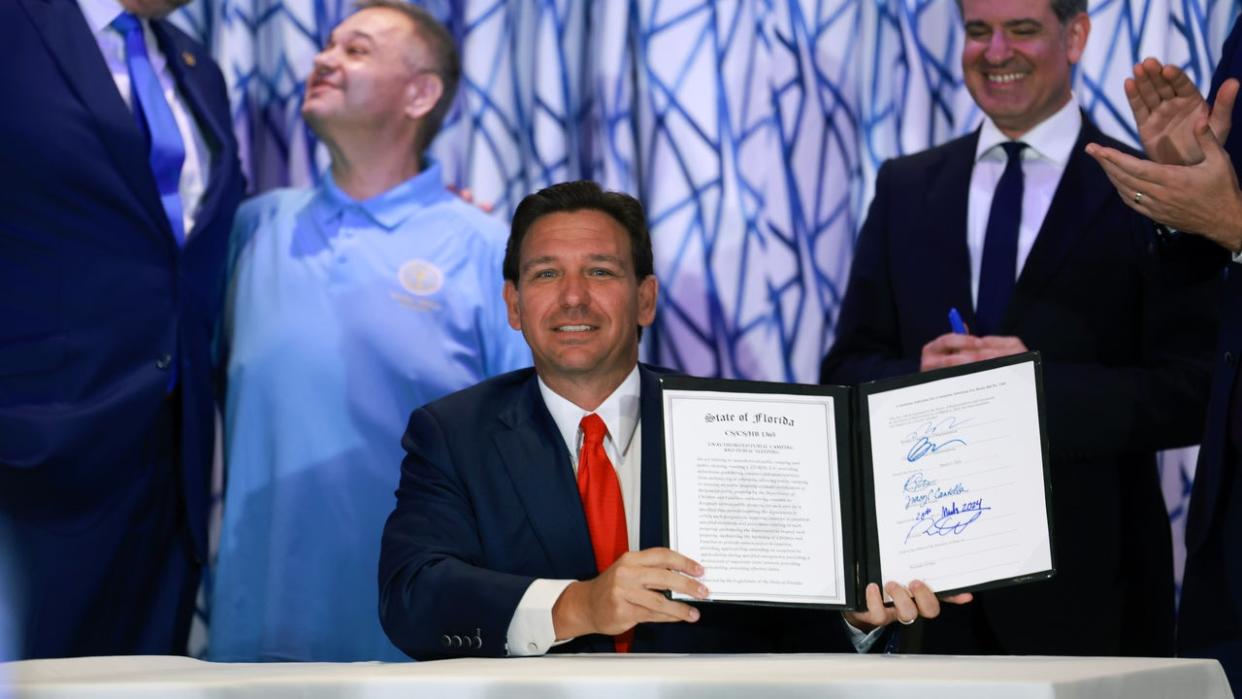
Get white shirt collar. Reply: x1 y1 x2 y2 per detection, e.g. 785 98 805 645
538 366 642 464
974 94 1082 166
78 0 129 33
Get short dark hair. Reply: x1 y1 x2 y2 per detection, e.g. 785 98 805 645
355 0 461 153
504 181 655 286
955 0 1086 24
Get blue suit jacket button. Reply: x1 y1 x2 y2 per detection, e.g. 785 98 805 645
155 354 173 370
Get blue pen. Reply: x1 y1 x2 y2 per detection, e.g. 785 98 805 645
948 307 968 334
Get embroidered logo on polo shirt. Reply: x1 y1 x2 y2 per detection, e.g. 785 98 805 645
398 259 444 296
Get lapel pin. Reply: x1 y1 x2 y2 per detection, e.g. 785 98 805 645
182 51 196 67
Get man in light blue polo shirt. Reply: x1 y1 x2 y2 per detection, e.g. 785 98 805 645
209 1 529 661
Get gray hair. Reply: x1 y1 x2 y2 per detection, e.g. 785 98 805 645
955 0 1087 24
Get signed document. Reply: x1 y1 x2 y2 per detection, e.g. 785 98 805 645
661 380 856 608
659 353 1052 610
859 353 1053 598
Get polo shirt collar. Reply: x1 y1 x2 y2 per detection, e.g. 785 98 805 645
313 158 450 230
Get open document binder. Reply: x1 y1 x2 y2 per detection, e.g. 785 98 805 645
660 352 1055 611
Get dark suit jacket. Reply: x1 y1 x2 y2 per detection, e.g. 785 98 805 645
1178 16 1242 655
0 0 244 651
379 364 857 659
820 117 1219 655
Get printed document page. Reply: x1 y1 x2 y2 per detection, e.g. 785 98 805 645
663 390 848 605
865 360 1052 595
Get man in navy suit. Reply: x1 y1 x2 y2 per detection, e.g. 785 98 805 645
0 0 244 656
821 0 1218 656
1086 22 1242 691
378 181 968 659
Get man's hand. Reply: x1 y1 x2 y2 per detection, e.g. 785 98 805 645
551 548 707 640
446 184 495 213
920 333 1028 372
977 335 1028 359
1087 122 1242 253
843 580 973 632
921 333 984 371
1127 58 1236 165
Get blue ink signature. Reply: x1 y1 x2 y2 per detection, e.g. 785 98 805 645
903 416 971 462
907 416 971 440
903 472 936 493
906 436 966 462
904 499 991 543
903 480 967 510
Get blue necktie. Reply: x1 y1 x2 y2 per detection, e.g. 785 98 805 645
976 141 1027 336
112 12 186 246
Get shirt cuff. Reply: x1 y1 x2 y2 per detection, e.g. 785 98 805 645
505 578 575 656
842 616 887 653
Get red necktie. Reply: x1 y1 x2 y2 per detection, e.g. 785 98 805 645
577 413 631 652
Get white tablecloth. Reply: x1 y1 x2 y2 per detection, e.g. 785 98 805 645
3 653 1231 699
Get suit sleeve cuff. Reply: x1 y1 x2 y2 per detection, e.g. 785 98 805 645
842 616 887 653
505 578 575 656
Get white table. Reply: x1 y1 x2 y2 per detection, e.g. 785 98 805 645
3 653 1231 699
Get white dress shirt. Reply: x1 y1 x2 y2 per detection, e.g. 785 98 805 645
505 367 883 656
77 0 211 238
968 96 1082 306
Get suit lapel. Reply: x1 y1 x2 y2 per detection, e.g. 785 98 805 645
1006 117 1110 328
21 0 169 243
493 376 597 580
921 134 979 329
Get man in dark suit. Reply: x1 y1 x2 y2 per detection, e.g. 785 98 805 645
379 181 968 660
820 0 1218 656
1086 23 1242 691
0 0 244 656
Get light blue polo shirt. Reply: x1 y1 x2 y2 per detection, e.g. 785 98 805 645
209 162 529 661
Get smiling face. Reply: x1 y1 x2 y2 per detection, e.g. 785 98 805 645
960 0 1089 138
503 209 657 400
301 7 427 136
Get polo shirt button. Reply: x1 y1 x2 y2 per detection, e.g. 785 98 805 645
155 354 172 370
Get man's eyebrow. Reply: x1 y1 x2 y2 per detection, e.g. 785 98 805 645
586 253 625 264
963 18 1042 29
520 255 558 273
328 29 376 45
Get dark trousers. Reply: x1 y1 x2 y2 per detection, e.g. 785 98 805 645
1179 456 1242 694
9 394 199 657
1179 354 1242 693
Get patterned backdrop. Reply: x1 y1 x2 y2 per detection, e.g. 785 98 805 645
174 0 1240 619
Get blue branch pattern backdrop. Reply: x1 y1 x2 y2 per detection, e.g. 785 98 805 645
175 0 1239 625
